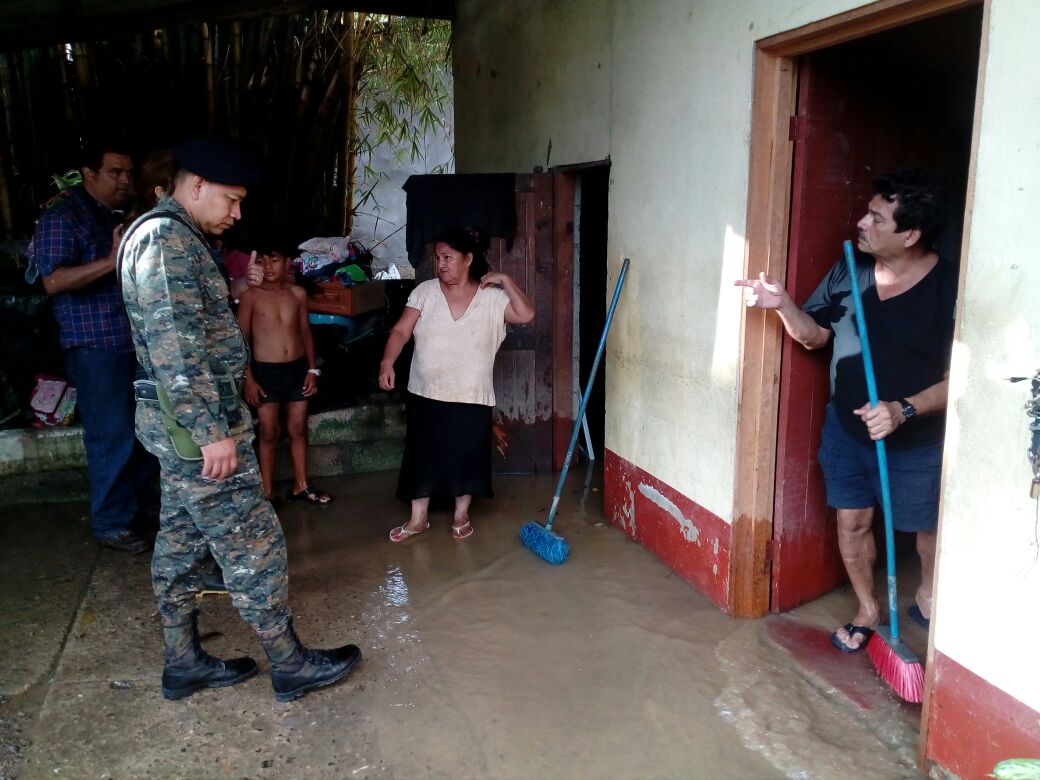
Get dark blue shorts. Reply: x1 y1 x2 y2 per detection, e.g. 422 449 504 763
251 356 308 404
817 404 943 532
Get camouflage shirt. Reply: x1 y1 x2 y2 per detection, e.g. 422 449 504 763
120 194 249 447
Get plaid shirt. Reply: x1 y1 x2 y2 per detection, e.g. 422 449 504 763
33 185 133 351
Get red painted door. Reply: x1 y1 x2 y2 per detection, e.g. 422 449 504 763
772 56 849 612
772 11 978 610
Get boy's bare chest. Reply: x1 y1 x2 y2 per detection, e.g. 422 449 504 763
254 291 299 324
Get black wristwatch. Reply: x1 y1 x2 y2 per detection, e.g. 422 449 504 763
898 398 917 421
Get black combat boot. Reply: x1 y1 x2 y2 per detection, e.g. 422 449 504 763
200 557 227 593
261 618 362 703
161 611 258 700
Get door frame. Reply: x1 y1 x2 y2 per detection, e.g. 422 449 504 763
732 0 987 764
731 0 982 610
549 159 611 471
551 169 576 471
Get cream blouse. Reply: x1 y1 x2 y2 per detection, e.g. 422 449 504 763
406 279 510 406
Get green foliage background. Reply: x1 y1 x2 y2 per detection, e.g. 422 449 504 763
0 12 453 245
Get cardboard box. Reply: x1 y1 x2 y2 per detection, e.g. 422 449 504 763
307 280 386 317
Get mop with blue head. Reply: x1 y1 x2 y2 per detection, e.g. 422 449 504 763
520 258 630 565
842 239 925 703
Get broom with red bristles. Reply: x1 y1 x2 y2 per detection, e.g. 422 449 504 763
842 239 926 704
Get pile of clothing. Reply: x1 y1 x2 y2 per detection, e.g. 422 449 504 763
295 237 373 285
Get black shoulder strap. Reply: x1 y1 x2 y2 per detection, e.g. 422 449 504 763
117 209 211 277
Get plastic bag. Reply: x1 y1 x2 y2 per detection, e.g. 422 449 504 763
30 374 76 427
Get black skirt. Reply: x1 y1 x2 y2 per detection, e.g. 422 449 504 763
396 393 494 501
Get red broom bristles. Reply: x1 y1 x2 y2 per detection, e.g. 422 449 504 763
867 634 925 703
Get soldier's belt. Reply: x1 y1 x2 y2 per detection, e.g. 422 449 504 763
133 379 159 402
133 377 244 462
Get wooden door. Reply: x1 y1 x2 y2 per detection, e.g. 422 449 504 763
772 12 978 610
489 173 570 475
411 172 571 476
772 58 849 611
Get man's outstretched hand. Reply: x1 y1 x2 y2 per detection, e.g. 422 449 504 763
734 272 787 309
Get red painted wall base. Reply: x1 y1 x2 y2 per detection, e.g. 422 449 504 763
603 448 730 610
926 651 1040 778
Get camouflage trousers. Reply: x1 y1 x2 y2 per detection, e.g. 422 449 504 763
135 404 290 635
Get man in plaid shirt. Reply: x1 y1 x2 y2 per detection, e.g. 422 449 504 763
34 139 158 554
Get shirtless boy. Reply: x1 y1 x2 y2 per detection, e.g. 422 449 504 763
238 246 332 504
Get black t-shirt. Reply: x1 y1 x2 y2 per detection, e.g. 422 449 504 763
802 255 957 449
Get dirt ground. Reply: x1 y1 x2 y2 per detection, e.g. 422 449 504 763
0 469 929 779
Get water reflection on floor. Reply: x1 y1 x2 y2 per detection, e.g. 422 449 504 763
0 468 925 779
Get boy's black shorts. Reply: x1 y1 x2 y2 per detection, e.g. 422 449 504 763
252 356 308 404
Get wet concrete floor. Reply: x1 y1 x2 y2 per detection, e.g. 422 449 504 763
0 468 930 779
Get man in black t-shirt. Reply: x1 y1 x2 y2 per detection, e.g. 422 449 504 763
736 170 954 652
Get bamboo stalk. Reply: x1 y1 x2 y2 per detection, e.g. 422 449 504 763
214 22 232 130
344 13 381 235
0 153 12 240
52 44 76 131
0 7 450 242
15 51 40 178
297 49 319 117
316 66 340 122
177 25 188 87
201 22 215 132
0 57 13 239
258 16 272 64
72 42 90 89
213 22 222 120
1 52 23 168
292 19 304 90
153 28 165 67
232 21 242 115
341 14 356 235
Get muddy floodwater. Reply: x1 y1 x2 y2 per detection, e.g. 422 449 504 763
0 469 927 778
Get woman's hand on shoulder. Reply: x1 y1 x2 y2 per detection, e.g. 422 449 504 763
483 271 535 324
479 271 509 289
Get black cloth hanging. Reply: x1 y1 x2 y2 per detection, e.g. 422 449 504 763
403 174 516 267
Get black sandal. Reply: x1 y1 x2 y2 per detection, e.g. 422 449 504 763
288 486 333 504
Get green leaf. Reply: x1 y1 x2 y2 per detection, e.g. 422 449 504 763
991 760 1040 780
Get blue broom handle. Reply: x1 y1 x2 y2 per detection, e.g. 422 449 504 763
546 257 630 531
842 241 900 641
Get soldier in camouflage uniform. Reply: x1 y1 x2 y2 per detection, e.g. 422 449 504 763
119 137 361 702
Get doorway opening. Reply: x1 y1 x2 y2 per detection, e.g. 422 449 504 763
735 1 987 758
772 3 982 612
573 165 610 462
731 0 984 620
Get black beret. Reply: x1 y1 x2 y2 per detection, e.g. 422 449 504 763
173 136 261 187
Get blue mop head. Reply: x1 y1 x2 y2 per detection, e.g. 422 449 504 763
519 521 570 564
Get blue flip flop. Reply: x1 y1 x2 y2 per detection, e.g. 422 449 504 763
830 623 875 654
908 604 931 629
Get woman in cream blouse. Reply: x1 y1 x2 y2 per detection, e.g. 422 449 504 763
378 227 535 542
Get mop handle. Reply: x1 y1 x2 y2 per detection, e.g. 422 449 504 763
545 257 630 530
842 240 901 641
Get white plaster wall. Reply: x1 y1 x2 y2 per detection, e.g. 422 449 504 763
454 0 1040 719
455 0 863 520
454 0 612 171
351 81 455 277
934 0 1040 713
